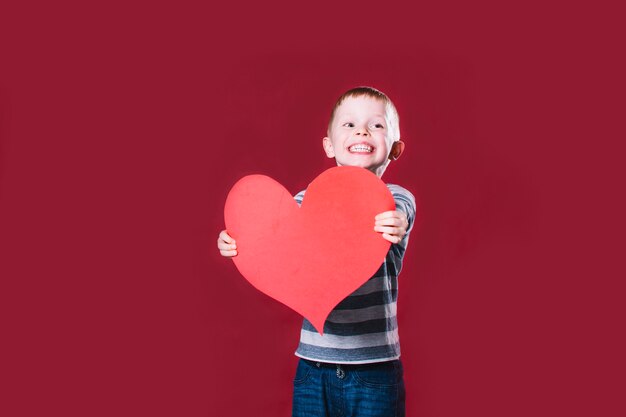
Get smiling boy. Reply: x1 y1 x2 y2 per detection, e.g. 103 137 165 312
218 86 416 417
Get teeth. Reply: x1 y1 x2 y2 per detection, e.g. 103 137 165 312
349 144 373 152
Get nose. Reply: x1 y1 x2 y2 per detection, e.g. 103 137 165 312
355 126 369 136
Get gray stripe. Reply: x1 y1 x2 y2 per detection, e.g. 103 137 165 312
326 302 397 323
302 317 398 336
349 275 389 296
299 328 399 349
293 191 305 206
334 289 397 310
296 342 400 364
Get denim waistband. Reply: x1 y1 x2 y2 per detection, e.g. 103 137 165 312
301 358 400 370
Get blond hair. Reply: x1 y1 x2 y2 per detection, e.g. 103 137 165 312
327 86 401 141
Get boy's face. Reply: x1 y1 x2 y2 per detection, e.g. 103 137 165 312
323 96 403 178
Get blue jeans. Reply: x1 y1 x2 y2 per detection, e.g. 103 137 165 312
292 358 405 417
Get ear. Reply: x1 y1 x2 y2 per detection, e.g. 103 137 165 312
388 140 405 161
322 136 335 158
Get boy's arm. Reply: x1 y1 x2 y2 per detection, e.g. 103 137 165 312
375 186 417 244
375 211 408 244
392 186 417 237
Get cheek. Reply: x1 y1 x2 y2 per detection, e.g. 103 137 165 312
375 136 390 150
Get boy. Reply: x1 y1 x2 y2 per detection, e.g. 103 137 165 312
217 86 416 417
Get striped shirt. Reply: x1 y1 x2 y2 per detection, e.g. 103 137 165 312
293 184 417 364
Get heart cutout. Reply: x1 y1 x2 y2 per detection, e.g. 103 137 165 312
224 166 395 334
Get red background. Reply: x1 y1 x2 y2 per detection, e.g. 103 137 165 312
1 1 624 416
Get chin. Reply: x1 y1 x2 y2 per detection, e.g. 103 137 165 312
345 162 371 170
338 157 368 167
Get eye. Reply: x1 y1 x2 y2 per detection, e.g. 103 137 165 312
372 123 385 129
342 122 355 128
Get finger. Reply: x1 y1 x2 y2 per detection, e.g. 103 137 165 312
375 217 403 227
381 233 402 244
375 211 397 220
218 241 237 251
219 230 234 243
374 225 401 235
220 249 238 257
219 230 235 244
375 212 407 225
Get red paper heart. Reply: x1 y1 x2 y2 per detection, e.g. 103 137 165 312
224 166 395 334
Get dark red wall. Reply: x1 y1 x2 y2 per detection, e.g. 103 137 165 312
1 1 624 416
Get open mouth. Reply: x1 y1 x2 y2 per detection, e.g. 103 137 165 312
348 144 374 153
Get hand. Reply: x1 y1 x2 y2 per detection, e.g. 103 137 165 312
217 230 238 257
374 210 408 244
